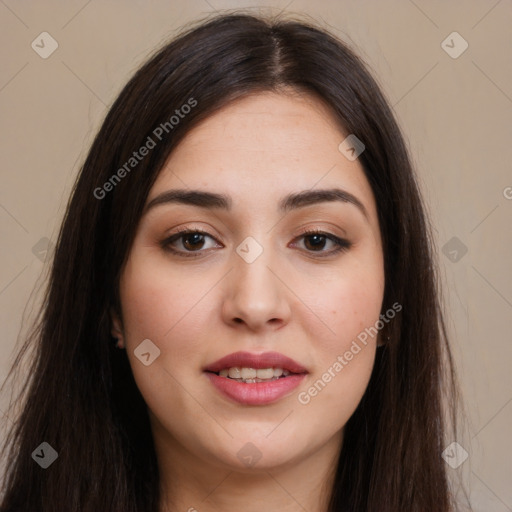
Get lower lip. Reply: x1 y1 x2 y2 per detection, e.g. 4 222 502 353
205 372 307 406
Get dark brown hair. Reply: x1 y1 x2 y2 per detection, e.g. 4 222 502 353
0 13 459 512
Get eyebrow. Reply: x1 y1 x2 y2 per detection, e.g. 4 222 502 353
144 188 368 219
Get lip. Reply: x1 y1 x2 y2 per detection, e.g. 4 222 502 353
205 372 306 406
203 351 308 406
203 350 308 374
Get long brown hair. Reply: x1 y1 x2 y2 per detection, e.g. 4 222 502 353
0 13 459 511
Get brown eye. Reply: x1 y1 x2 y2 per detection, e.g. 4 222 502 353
293 230 352 257
181 233 207 251
303 233 328 251
161 229 221 257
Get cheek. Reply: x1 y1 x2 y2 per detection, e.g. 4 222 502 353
118 255 218 421
119 253 223 385
120 252 209 341
333 280 382 342
321 282 379 375
308 261 385 354
294 259 383 414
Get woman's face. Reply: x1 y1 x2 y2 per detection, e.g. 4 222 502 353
114 91 384 473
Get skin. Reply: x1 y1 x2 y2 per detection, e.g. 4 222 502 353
112 91 385 512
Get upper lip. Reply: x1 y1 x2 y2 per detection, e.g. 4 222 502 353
203 351 308 374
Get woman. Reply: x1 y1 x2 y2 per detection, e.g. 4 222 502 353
0 13 460 512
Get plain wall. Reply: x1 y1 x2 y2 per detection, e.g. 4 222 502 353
0 1 511 510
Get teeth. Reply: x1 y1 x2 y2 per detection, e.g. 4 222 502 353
256 368 274 379
240 368 257 379
232 377 281 383
216 366 292 382
228 368 241 379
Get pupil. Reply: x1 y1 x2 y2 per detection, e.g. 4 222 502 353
305 234 326 251
184 233 204 250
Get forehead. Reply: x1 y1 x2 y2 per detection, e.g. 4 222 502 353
149 92 376 217
168 91 345 162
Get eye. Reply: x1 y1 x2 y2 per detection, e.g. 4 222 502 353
161 228 222 257
292 229 352 257
161 227 351 258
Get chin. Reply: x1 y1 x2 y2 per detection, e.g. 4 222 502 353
211 435 305 472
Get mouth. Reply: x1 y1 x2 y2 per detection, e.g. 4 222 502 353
206 366 298 383
203 351 308 405
203 350 308 375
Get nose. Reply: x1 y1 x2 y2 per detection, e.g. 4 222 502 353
221 244 292 332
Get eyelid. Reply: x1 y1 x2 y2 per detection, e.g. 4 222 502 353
160 226 223 257
290 228 352 257
160 225 351 258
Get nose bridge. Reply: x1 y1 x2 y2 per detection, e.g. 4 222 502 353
233 234 279 303
222 234 291 329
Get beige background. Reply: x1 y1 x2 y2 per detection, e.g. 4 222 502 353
0 0 511 509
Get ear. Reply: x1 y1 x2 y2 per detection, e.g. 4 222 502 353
110 307 125 349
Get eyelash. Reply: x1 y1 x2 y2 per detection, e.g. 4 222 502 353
160 226 352 259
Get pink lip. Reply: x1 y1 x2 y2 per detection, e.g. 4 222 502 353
205 372 307 406
203 351 308 406
203 350 308 374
